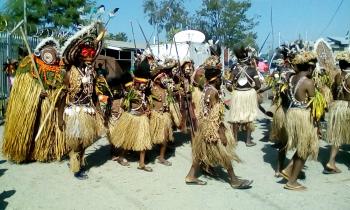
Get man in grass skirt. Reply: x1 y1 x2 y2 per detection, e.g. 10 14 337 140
185 55 253 189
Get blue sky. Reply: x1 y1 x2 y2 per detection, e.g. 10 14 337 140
99 0 350 52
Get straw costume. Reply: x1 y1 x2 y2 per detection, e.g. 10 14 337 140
149 59 175 144
185 55 252 189
323 51 350 174
191 65 205 119
176 57 197 134
285 51 319 160
280 50 320 191
192 56 240 168
227 46 261 147
31 38 67 162
2 38 66 163
61 21 105 179
148 59 177 166
327 51 350 147
107 72 133 162
268 45 296 145
108 52 153 172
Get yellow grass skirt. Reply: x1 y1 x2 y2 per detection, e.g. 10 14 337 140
64 106 101 151
228 89 258 123
169 101 182 128
2 73 41 163
193 104 240 169
191 86 202 118
32 88 67 162
320 86 333 108
285 108 319 160
327 100 350 147
108 112 152 151
150 110 174 144
269 104 287 144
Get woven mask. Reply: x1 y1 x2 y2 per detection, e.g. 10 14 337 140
40 46 58 65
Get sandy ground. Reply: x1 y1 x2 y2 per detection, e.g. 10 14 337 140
0 101 350 210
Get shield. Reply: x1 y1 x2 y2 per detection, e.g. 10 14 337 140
313 38 336 74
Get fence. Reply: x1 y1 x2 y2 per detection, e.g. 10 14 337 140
0 31 39 120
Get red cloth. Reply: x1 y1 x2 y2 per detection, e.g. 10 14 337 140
258 61 269 73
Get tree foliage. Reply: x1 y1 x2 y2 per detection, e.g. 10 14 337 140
106 32 129 42
143 0 189 41
0 0 95 36
143 0 258 49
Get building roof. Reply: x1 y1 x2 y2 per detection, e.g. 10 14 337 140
104 40 146 51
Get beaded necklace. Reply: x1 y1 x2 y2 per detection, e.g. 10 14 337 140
288 75 309 108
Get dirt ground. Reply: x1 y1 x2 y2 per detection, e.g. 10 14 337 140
1 101 350 210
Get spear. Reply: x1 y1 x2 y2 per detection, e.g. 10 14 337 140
130 21 137 50
19 26 44 90
137 21 155 57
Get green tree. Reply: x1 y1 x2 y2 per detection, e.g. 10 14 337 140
143 0 258 49
143 0 189 41
107 32 129 42
0 0 95 36
194 0 258 49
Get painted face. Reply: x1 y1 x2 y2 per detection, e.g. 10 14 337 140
183 62 193 75
80 47 96 63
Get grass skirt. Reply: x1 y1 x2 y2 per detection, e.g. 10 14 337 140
32 88 67 162
191 86 202 118
2 73 41 163
327 100 350 147
269 104 287 144
320 86 333 108
285 108 319 160
108 112 152 151
228 89 258 123
64 107 101 151
192 104 240 169
150 111 174 144
169 101 182 128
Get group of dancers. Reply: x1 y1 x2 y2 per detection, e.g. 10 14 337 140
2 20 349 191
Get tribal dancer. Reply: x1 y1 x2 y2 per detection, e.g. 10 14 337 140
149 59 176 166
3 58 18 91
60 21 105 179
282 50 319 191
227 46 261 147
95 63 113 118
323 51 350 174
107 72 133 165
108 52 153 172
185 55 253 189
2 38 66 163
178 58 197 134
266 45 295 177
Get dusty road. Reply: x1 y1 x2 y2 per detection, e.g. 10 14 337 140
1 102 350 210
